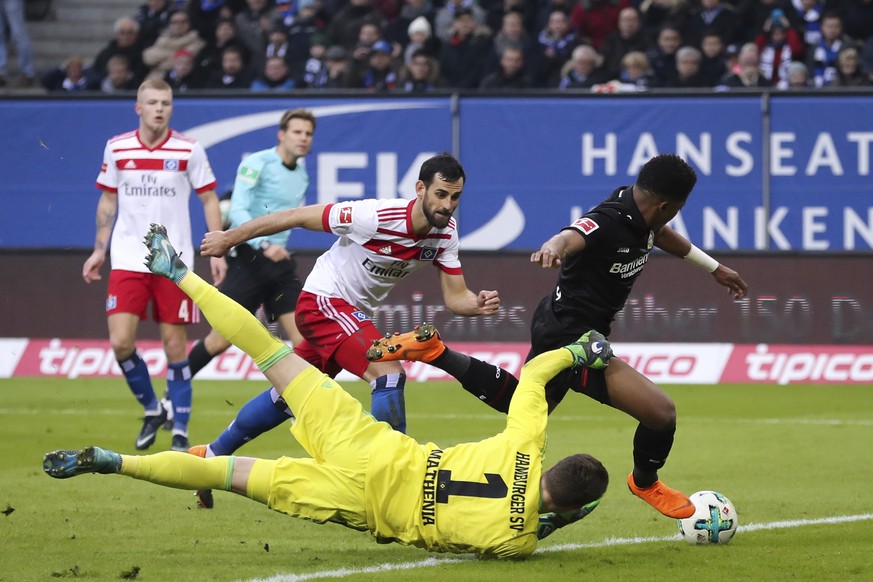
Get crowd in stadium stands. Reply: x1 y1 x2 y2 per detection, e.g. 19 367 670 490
35 0 873 92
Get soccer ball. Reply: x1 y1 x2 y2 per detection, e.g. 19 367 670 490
677 490 738 545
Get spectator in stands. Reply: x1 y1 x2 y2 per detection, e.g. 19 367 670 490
492 0 537 35
384 0 435 48
718 43 769 87
558 43 606 89
533 10 578 87
792 0 823 46
299 35 328 86
616 49 653 89
135 0 174 48
40 55 89 92
754 8 804 86
808 12 846 86
205 44 252 88
0 0 36 87
670 45 708 87
197 17 250 81
349 22 385 69
251 55 296 89
683 0 741 50
776 59 811 88
327 0 387 49
833 45 870 86
571 0 630 51
403 15 438 65
143 10 207 79
438 8 493 88
640 0 690 45
347 39 399 90
480 43 532 88
600 7 647 79
399 48 441 91
265 22 292 64
235 0 278 74
591 50 652 91
99 55 140 93
737 0 800 44
188 0 245 44
306 44 350 88
435 0 488 43
89 17 147 90
285 2 325 79
647 24 682 86
492 10 532 63
384 0 439 46
699 30 728 85
164 48 204 91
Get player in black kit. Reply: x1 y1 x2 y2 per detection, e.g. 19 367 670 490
369 154 748 528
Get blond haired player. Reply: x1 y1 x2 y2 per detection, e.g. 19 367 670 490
82 79 226 452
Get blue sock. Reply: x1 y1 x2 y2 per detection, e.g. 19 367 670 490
370 373 407 433
118 350 158 412
210 387 292 456
167 360 192 435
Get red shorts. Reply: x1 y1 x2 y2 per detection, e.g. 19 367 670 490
293 291 383 378
106 270 199 325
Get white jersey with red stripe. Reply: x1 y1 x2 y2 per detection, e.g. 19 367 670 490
96 129 217 273
303 198 462 316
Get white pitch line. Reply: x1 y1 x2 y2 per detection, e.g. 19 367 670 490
241 513 873 582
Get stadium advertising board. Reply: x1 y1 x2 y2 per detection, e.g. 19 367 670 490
1 96 871 250
1 253 871 343
0 98 451 248
3 338 871 384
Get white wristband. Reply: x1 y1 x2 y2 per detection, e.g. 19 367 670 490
684 244 719 273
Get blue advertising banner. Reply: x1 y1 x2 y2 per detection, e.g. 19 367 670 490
0 98 451 248
769 97 873 251
457 97 764 250
1 95 871 251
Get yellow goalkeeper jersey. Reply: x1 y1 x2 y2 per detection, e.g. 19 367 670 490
363 371 548 558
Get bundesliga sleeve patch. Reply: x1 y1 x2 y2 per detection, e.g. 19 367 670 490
237 165 259 185
100 162 108 174
572 217 600 234
338 206 353 224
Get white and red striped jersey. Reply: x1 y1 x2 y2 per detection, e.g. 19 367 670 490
304 198 463 316
96 129 217 273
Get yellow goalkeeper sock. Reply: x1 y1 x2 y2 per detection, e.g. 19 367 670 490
178 272 291 370
119 452 234 491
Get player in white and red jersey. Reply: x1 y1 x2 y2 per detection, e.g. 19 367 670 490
82 78 226 453
190 155 499 499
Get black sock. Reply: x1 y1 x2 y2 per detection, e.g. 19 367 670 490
187 339 214 377
455 356 519 414
430 347 472 378
632 423 676 487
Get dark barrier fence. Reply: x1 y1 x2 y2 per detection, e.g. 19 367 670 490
2 251 869 344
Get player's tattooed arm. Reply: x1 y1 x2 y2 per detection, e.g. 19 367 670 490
83 192 118 283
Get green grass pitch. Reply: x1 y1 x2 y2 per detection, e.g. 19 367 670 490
2 377 872 581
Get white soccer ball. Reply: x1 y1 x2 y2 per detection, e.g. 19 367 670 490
677 490 738 545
